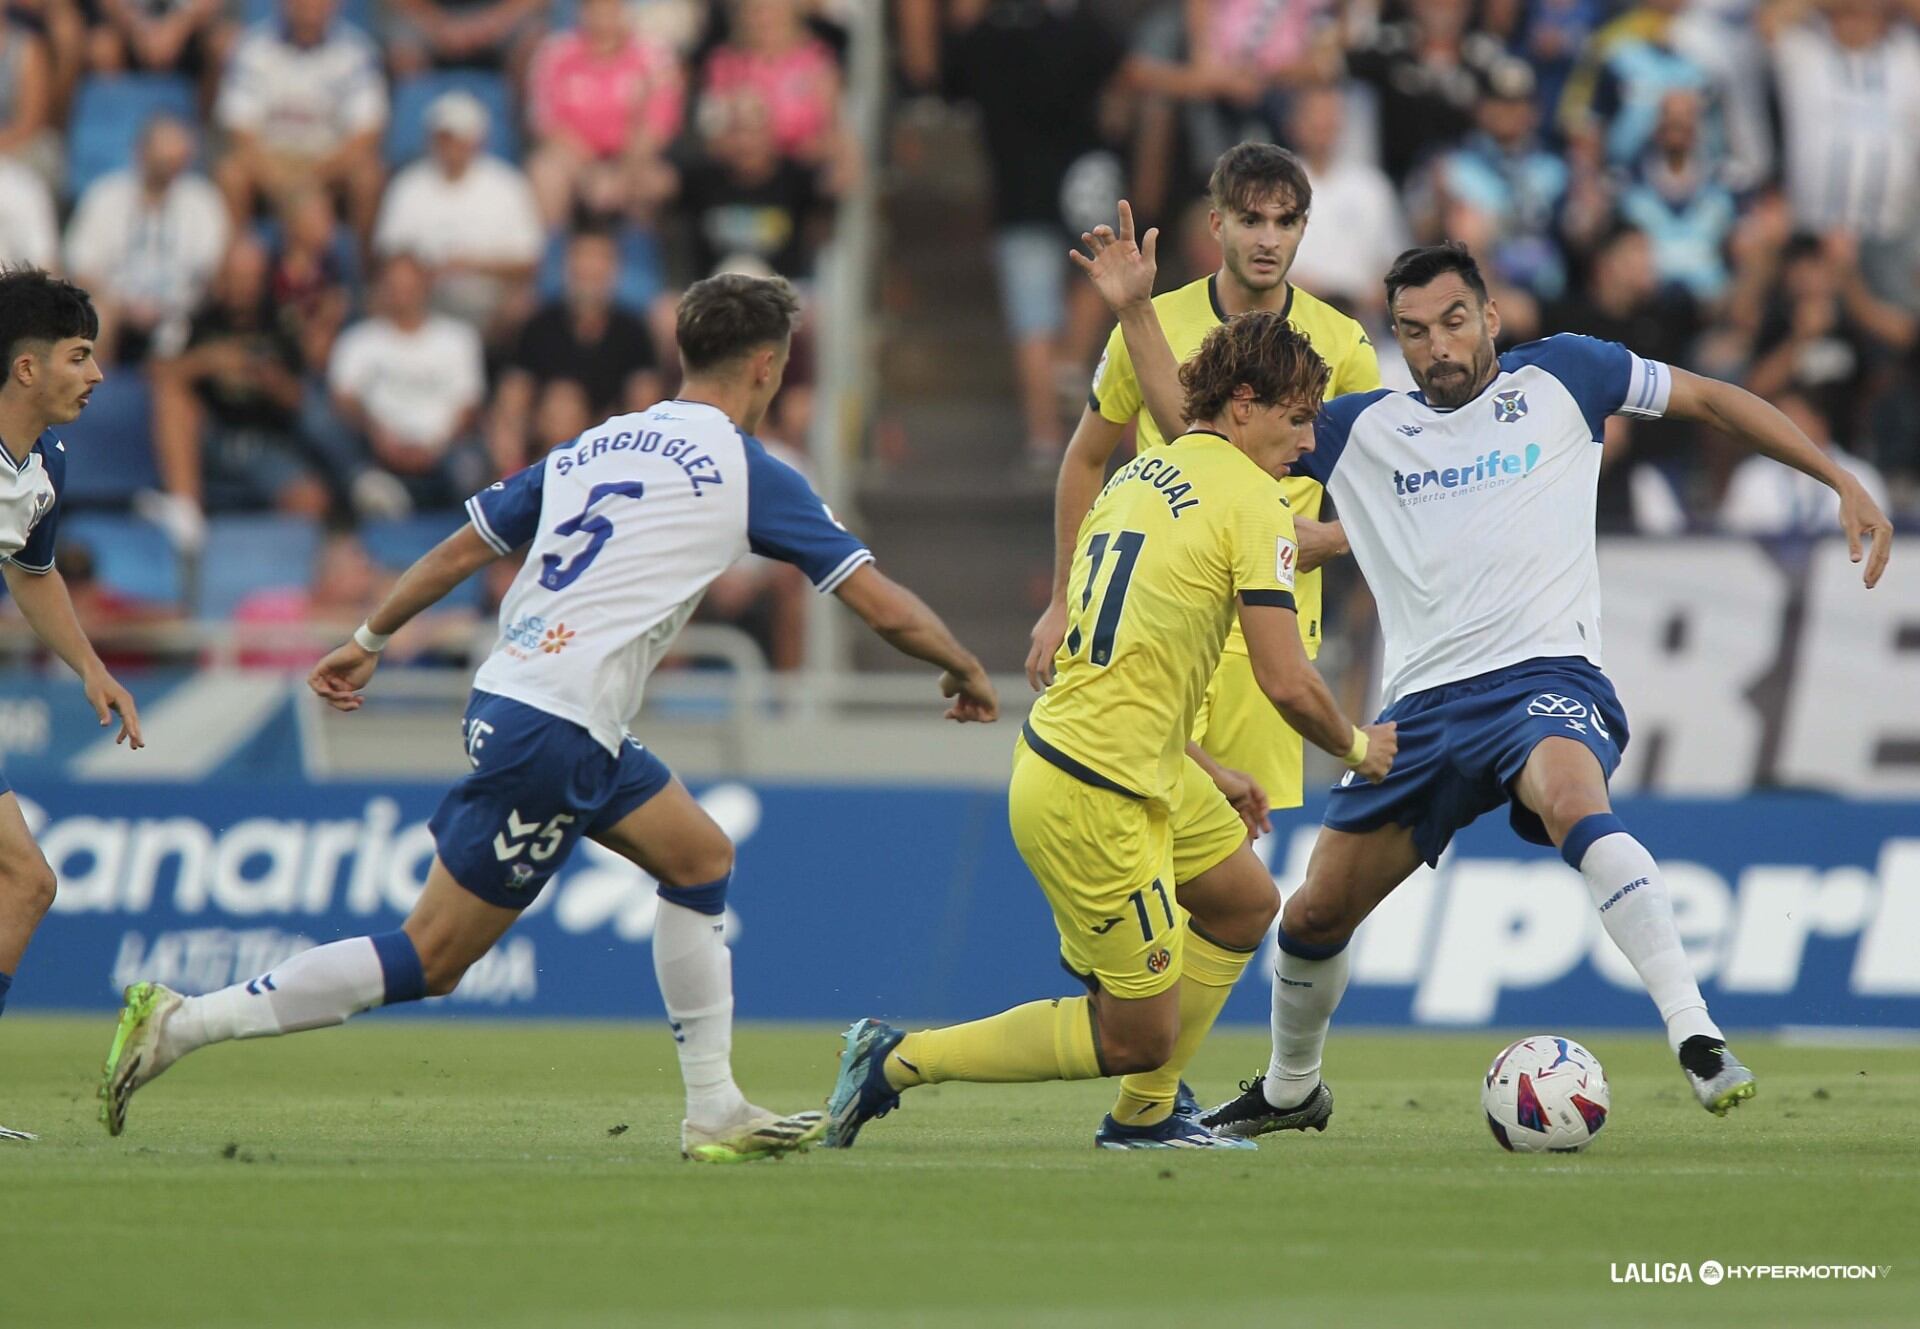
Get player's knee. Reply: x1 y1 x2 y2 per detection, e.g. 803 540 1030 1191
657 838 734 892
0 854 57 919
1280 892 1353 947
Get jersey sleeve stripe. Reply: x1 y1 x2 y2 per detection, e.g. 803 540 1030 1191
812 548 874 594
1239 589 1297 610
1619 354 1672 420
4 553 53 573
465 496 513 556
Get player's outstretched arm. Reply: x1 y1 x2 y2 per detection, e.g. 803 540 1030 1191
1029 409 1128 691
1665 367 1893 587
308 524 499 712
1240 598 1395 783
1 562 143 748
835 563 997 722
1073 200 1185 446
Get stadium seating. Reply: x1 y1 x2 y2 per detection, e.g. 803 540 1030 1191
536 226 667 315
56 375 160 508
239 0 376 33
359 514 485 609
67 75 199 199
384 71 521 167
197 515 322 619
59 513 180 604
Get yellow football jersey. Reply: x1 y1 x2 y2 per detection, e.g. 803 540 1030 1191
1027 432 1300 804
1090 275 1381 658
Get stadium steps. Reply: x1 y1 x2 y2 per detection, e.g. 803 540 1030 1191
858 100 1048 673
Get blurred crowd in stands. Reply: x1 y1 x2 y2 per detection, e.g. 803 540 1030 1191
0 0 850 666
902 0 1920 535
6 0 1916 676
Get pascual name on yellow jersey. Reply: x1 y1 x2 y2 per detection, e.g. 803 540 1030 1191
1027 431 1299 804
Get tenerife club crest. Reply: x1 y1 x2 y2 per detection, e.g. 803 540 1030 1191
1492 389 1529 423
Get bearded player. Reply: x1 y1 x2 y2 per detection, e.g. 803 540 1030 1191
1099 235 1893 1131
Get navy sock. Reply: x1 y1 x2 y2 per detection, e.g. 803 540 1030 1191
0 968 11 1018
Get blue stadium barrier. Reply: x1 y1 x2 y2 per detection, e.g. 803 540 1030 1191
10 780 1920 1029
57 514 180 603
56 373 160 507
67 75 198 200
197 514 321 618
385 71 521 167
360 514 484 608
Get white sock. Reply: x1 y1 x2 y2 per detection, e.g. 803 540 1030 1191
1574 829 1722 1052
163 934 420 1062
1264 933 1351 1110
652 898 748 1125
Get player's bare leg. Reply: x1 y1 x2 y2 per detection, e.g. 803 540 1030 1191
99 860 499 1135
1105 844 1277 1132
0 793 57 1141
1203 823 1423 1138
1513 738 1754 1115
591 777 825 1162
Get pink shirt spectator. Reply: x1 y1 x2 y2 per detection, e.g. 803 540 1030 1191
529 31 685 159
700 38 837 160
1200 0 1330 77
231 588 329 671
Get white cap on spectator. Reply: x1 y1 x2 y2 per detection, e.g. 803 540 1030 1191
427 91 490 143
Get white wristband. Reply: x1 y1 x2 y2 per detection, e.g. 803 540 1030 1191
353 622 391 653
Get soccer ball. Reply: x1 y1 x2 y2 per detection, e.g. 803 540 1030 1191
1482 1035 1610 1153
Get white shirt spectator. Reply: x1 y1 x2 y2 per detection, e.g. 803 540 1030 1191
217 19 387 158
1720 449 1890 537
374 154 544 268
329 313 486 455
0 156 56 268
63 168 230 325
1772 18 1920 239
1291 157 1409 310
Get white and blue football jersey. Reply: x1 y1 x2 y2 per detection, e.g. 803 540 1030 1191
465 400 871 754
1299 334 1672 707
0 431 66 575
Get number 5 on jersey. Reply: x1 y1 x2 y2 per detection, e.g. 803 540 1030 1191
1064 529 1145 666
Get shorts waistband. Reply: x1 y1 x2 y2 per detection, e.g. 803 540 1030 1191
1020 721 1146 800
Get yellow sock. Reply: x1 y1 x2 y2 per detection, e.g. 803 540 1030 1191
1110 926 1255 1126
885 996 1101 1089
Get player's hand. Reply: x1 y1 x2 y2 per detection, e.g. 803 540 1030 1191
308 642 381 712
1354 722 1397 784
1025 599 1069 691
1838 474 1893 589
1070 199 1158 314
941 666 998 723
82 668 144 749
1209 763 1272 839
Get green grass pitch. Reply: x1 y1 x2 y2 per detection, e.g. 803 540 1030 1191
3 1016 1914 1327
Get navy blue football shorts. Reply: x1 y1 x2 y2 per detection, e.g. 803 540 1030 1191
1323 656 1630 866
429 691 674 908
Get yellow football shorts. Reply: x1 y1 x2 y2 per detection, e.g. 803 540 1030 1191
1009 736 1186 1000
1191 648 1307 810
1170 750 1252 885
